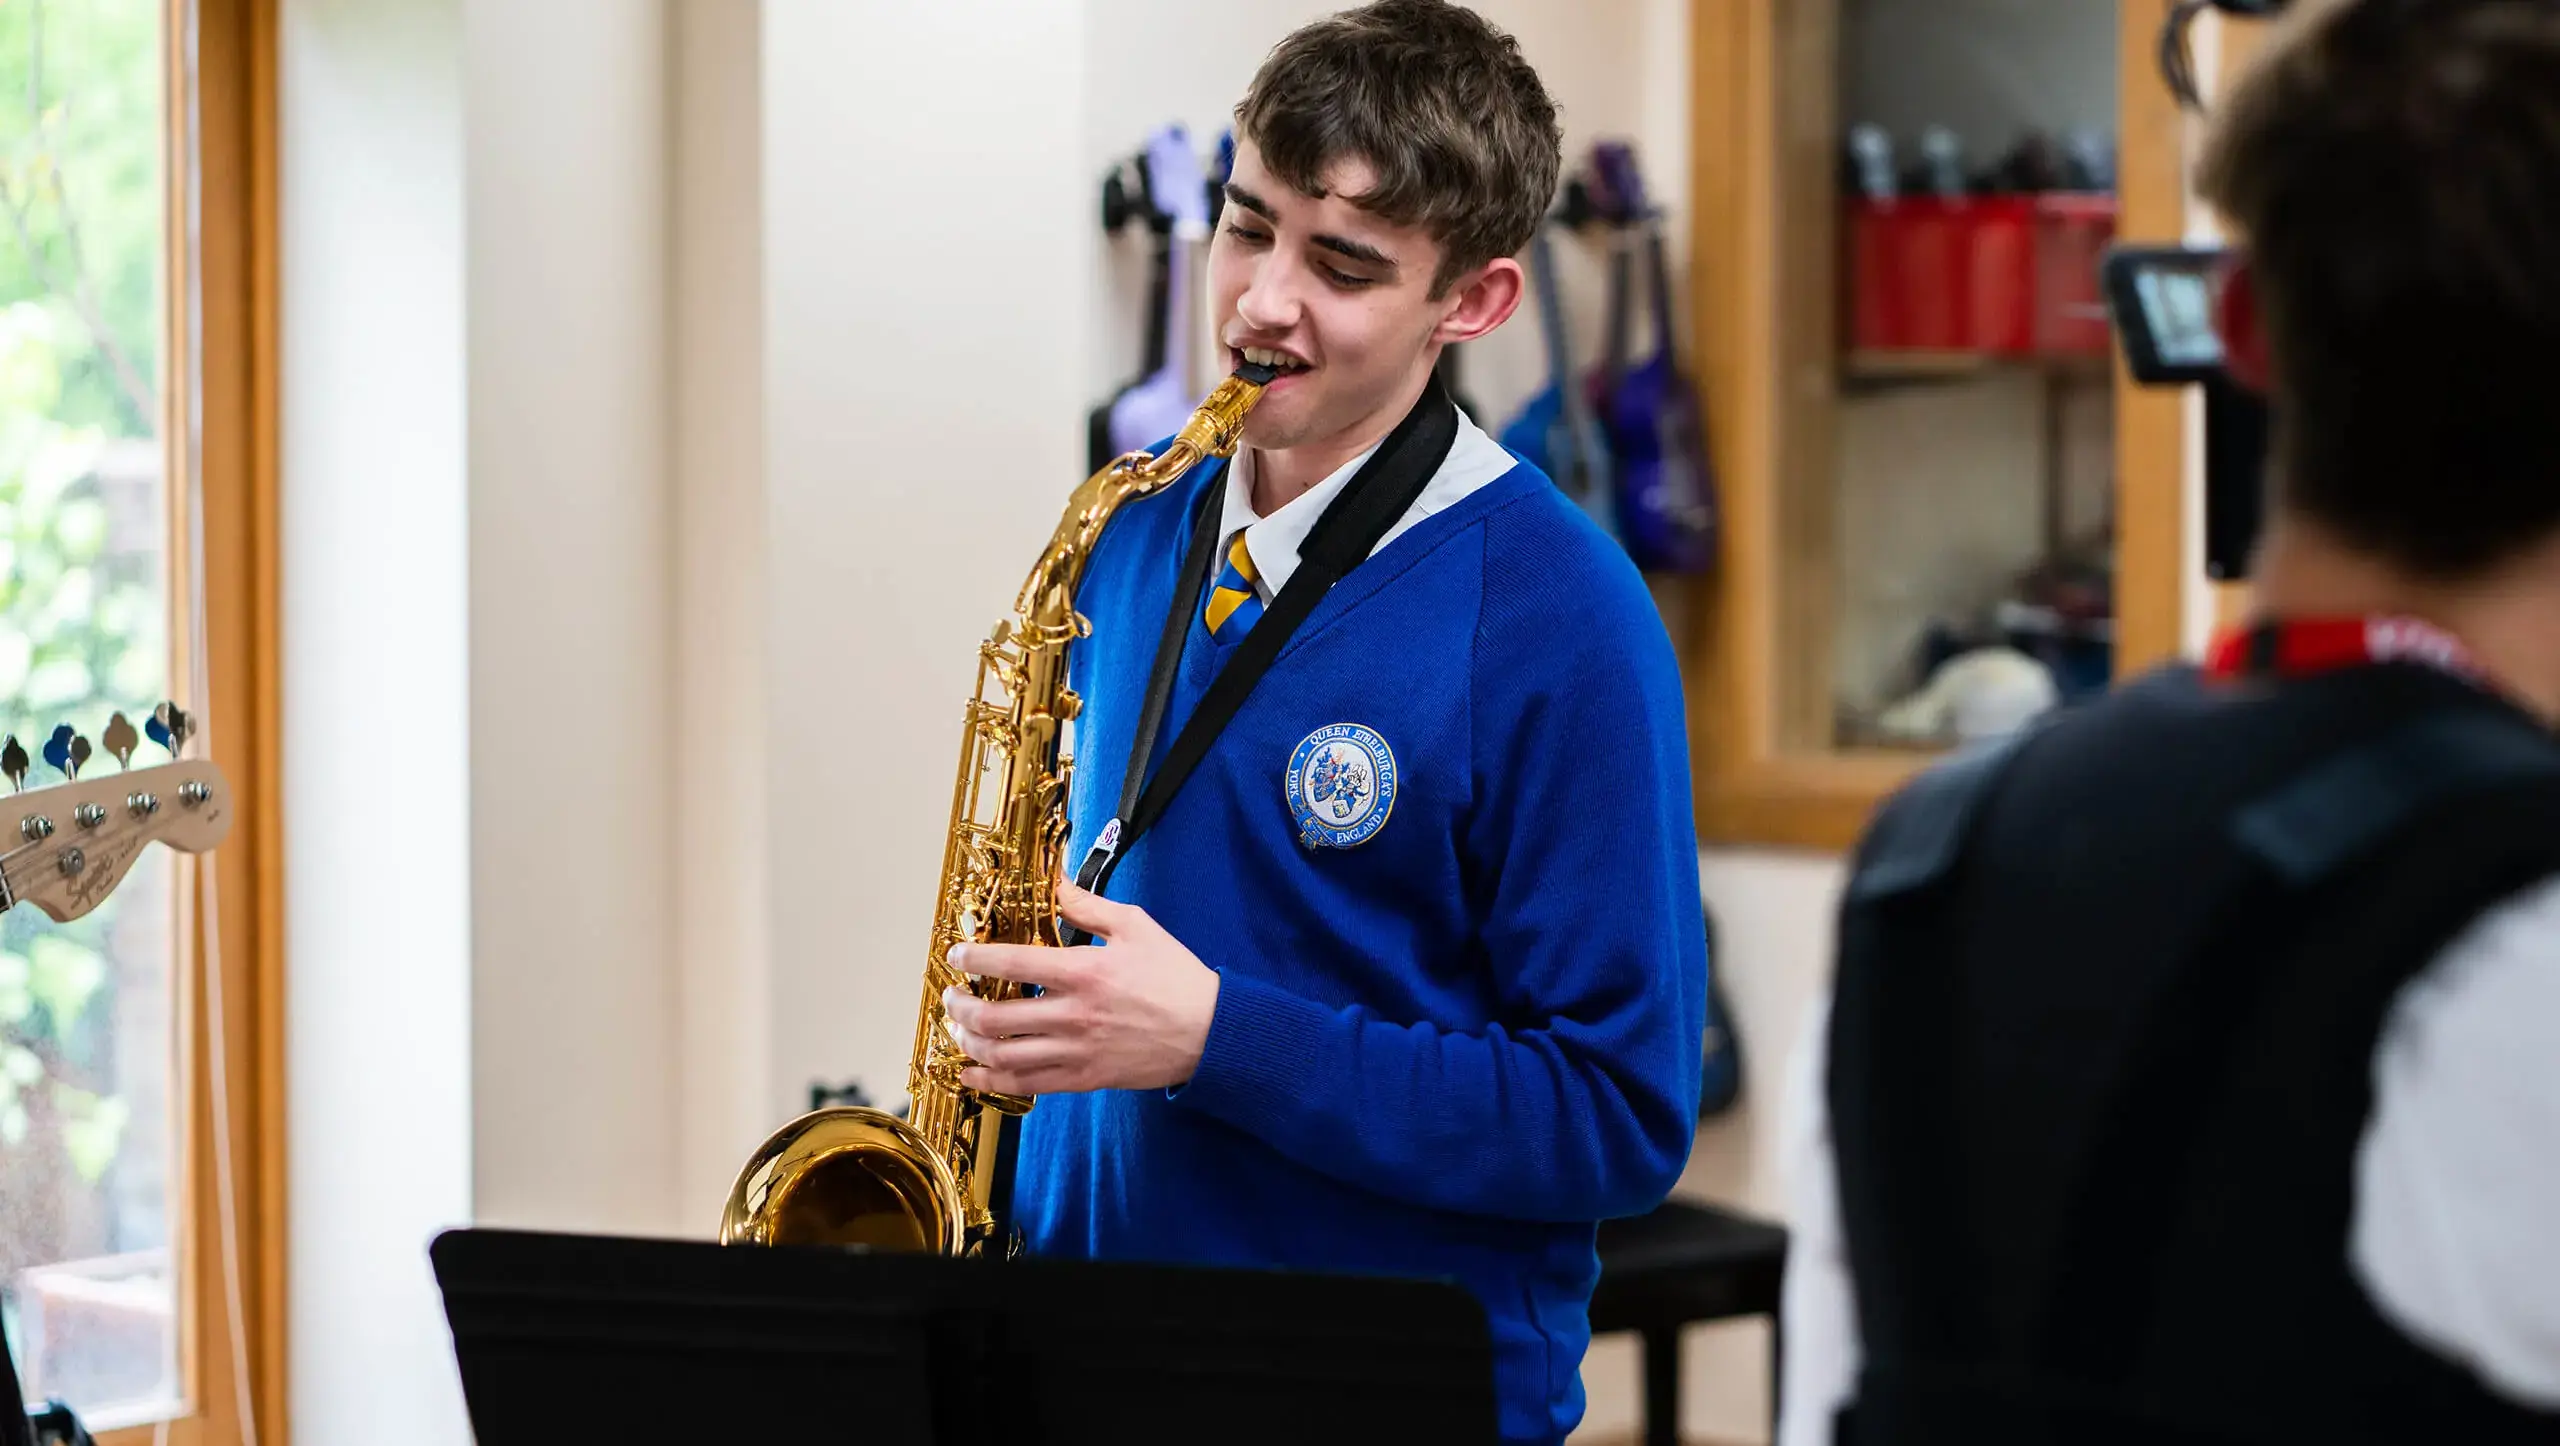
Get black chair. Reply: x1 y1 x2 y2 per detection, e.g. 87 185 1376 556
1591 1199 1788 1446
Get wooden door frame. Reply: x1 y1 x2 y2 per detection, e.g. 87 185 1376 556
1685 0 2204 852
99 2 283 1443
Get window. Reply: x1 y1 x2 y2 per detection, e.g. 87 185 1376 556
0 1 275 1442
0 0 181 1426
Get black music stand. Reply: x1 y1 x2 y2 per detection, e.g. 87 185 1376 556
431 1228 1497 1446
0 1308 29 1446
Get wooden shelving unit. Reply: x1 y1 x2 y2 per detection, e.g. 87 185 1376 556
1683 0 2199 851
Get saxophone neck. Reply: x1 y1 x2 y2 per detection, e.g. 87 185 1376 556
1145 368 1273 481
1015 367 1276 622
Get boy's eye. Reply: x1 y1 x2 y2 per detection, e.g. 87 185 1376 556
1221 222 1373 289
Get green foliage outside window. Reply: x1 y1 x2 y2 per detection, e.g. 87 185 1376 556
0 0 170 1290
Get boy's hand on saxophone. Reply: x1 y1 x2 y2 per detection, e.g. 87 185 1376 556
941 878 1222 1095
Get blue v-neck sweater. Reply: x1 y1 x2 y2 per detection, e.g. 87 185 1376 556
1015 452 1707 1446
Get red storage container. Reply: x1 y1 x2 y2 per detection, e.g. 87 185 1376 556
1848 195 1973 352
1966 196 2039 353
2029 192 2117 356
1846 192 2117 360
1846 199 1900 349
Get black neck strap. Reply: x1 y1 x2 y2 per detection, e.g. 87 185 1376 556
1064 375 1460 942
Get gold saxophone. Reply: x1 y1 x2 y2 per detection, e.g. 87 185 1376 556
719 365 1275 1256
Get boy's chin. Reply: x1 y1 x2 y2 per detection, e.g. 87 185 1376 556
1238 405 1319 453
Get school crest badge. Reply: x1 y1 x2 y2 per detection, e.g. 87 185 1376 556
1286 723 1398 850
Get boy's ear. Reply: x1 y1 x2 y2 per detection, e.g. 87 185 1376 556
1435 257 1526 346
2217 253 2273 394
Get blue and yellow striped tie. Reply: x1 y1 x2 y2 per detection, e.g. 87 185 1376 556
1204 532 1265 641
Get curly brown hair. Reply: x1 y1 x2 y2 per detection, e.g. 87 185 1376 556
1235 0 1564 297
2198 0 2560 577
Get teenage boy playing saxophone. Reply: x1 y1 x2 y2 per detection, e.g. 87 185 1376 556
942 5 1706 1441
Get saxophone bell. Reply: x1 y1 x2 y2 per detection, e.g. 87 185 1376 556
720 1108 962 1252
718 364 1275 1256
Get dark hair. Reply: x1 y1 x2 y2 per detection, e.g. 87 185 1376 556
1235 0 1563 296
2197 0 2560 577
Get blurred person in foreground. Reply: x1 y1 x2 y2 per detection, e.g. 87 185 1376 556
1782 2 2560 1442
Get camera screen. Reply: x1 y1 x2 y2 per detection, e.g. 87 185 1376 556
2102 243 2267 579
2104 244 2233 385
2134 267 2222 368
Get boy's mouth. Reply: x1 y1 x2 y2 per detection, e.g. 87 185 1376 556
1234 345 1314 379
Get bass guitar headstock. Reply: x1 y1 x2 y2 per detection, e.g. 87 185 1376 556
1587 140 1655 226
0 704 233 924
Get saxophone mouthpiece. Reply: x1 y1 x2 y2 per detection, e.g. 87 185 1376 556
1154 361 1281 467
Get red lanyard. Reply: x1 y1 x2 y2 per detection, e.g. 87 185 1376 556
2203 615 2492 690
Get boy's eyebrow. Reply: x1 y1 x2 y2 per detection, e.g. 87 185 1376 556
1224 182 1278 220
1224 182 1402 275
1313 233 1398 272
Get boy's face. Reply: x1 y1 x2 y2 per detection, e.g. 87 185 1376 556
1209 137 1518 455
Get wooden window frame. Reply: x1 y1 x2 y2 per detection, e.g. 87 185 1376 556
94 1 281 1443
1683 0 2197 852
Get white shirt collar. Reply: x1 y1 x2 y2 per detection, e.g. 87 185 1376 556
1217 439 1382 598
1215 408 1514 598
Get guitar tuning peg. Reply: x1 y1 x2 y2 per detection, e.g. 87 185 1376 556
42 725 77 780
69 733 91 779
102 712 138 771
0 735 23 793
148 702 193 758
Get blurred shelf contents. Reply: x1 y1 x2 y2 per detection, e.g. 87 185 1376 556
1675 0 2182 849
1827 102 2122 753
1844 122 2118 364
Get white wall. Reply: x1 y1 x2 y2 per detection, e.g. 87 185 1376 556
672 0 777 1233
462 0 681 1240
278 0 473 1441
284 0 680 1438
758 0 1095 1167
